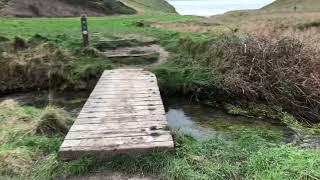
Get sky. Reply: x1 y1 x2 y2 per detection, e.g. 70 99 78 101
167 0 275 16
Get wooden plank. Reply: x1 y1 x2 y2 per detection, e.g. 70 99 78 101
59 68 173 160
90 91 160 95
60 141 174 152
61 135 173 148
69 123 168 132
70 122 168 131
65 130 171 140
69 126 170 133
78 108 164 115
88 96 161 100
92 89 159 92
83 101 163 107
60 143 174 161
76 115 167 122
80 106 165 113
74 120 166 125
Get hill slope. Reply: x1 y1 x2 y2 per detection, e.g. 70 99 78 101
262 0 320 12
0 0 176 17
119 0 177 14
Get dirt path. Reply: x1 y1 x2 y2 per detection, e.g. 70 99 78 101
103 44 169 68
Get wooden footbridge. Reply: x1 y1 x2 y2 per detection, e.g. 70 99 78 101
59 69 173 160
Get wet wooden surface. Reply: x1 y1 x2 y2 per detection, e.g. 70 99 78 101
59 69 173 160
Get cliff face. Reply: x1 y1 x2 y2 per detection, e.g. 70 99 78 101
0 0 137 17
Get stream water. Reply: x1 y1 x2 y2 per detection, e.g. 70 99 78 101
163 97 296 142
0 91 296 143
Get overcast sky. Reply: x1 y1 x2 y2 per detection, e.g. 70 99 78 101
167 0 275 16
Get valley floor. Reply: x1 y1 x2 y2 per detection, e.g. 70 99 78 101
0 14 320 179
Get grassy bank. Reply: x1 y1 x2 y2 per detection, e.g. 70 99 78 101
0 36 113 93
1 101 319 179
153 33 320 123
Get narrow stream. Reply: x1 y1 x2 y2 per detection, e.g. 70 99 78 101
0 91 295 143
163 97 295 143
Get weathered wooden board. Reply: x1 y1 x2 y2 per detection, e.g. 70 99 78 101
59 68 173 160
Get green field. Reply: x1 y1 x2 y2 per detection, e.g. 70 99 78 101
0 15 195 47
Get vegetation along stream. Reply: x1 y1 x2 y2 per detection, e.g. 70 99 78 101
2 90 318 179
1 1 320 178
0 91 297 144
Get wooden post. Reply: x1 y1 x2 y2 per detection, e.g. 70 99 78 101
81 15 89 47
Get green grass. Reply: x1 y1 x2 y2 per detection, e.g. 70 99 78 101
153 56 221 96
0 15 197 49
2 102 320 180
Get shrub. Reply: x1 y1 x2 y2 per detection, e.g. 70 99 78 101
166 34 320 122
218 35 320 122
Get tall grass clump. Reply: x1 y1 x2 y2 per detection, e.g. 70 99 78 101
0 36 113 93
156 34 320 123
0 100 69 179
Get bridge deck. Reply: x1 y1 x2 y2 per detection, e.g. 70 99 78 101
59 69 173 160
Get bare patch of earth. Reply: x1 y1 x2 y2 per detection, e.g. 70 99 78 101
103 44 169 67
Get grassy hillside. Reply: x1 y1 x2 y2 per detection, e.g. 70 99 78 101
196 0 320 35
0 0 176 17
262 0 320 12
119 0 177 14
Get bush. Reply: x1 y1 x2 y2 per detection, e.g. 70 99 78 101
169 34 320 123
